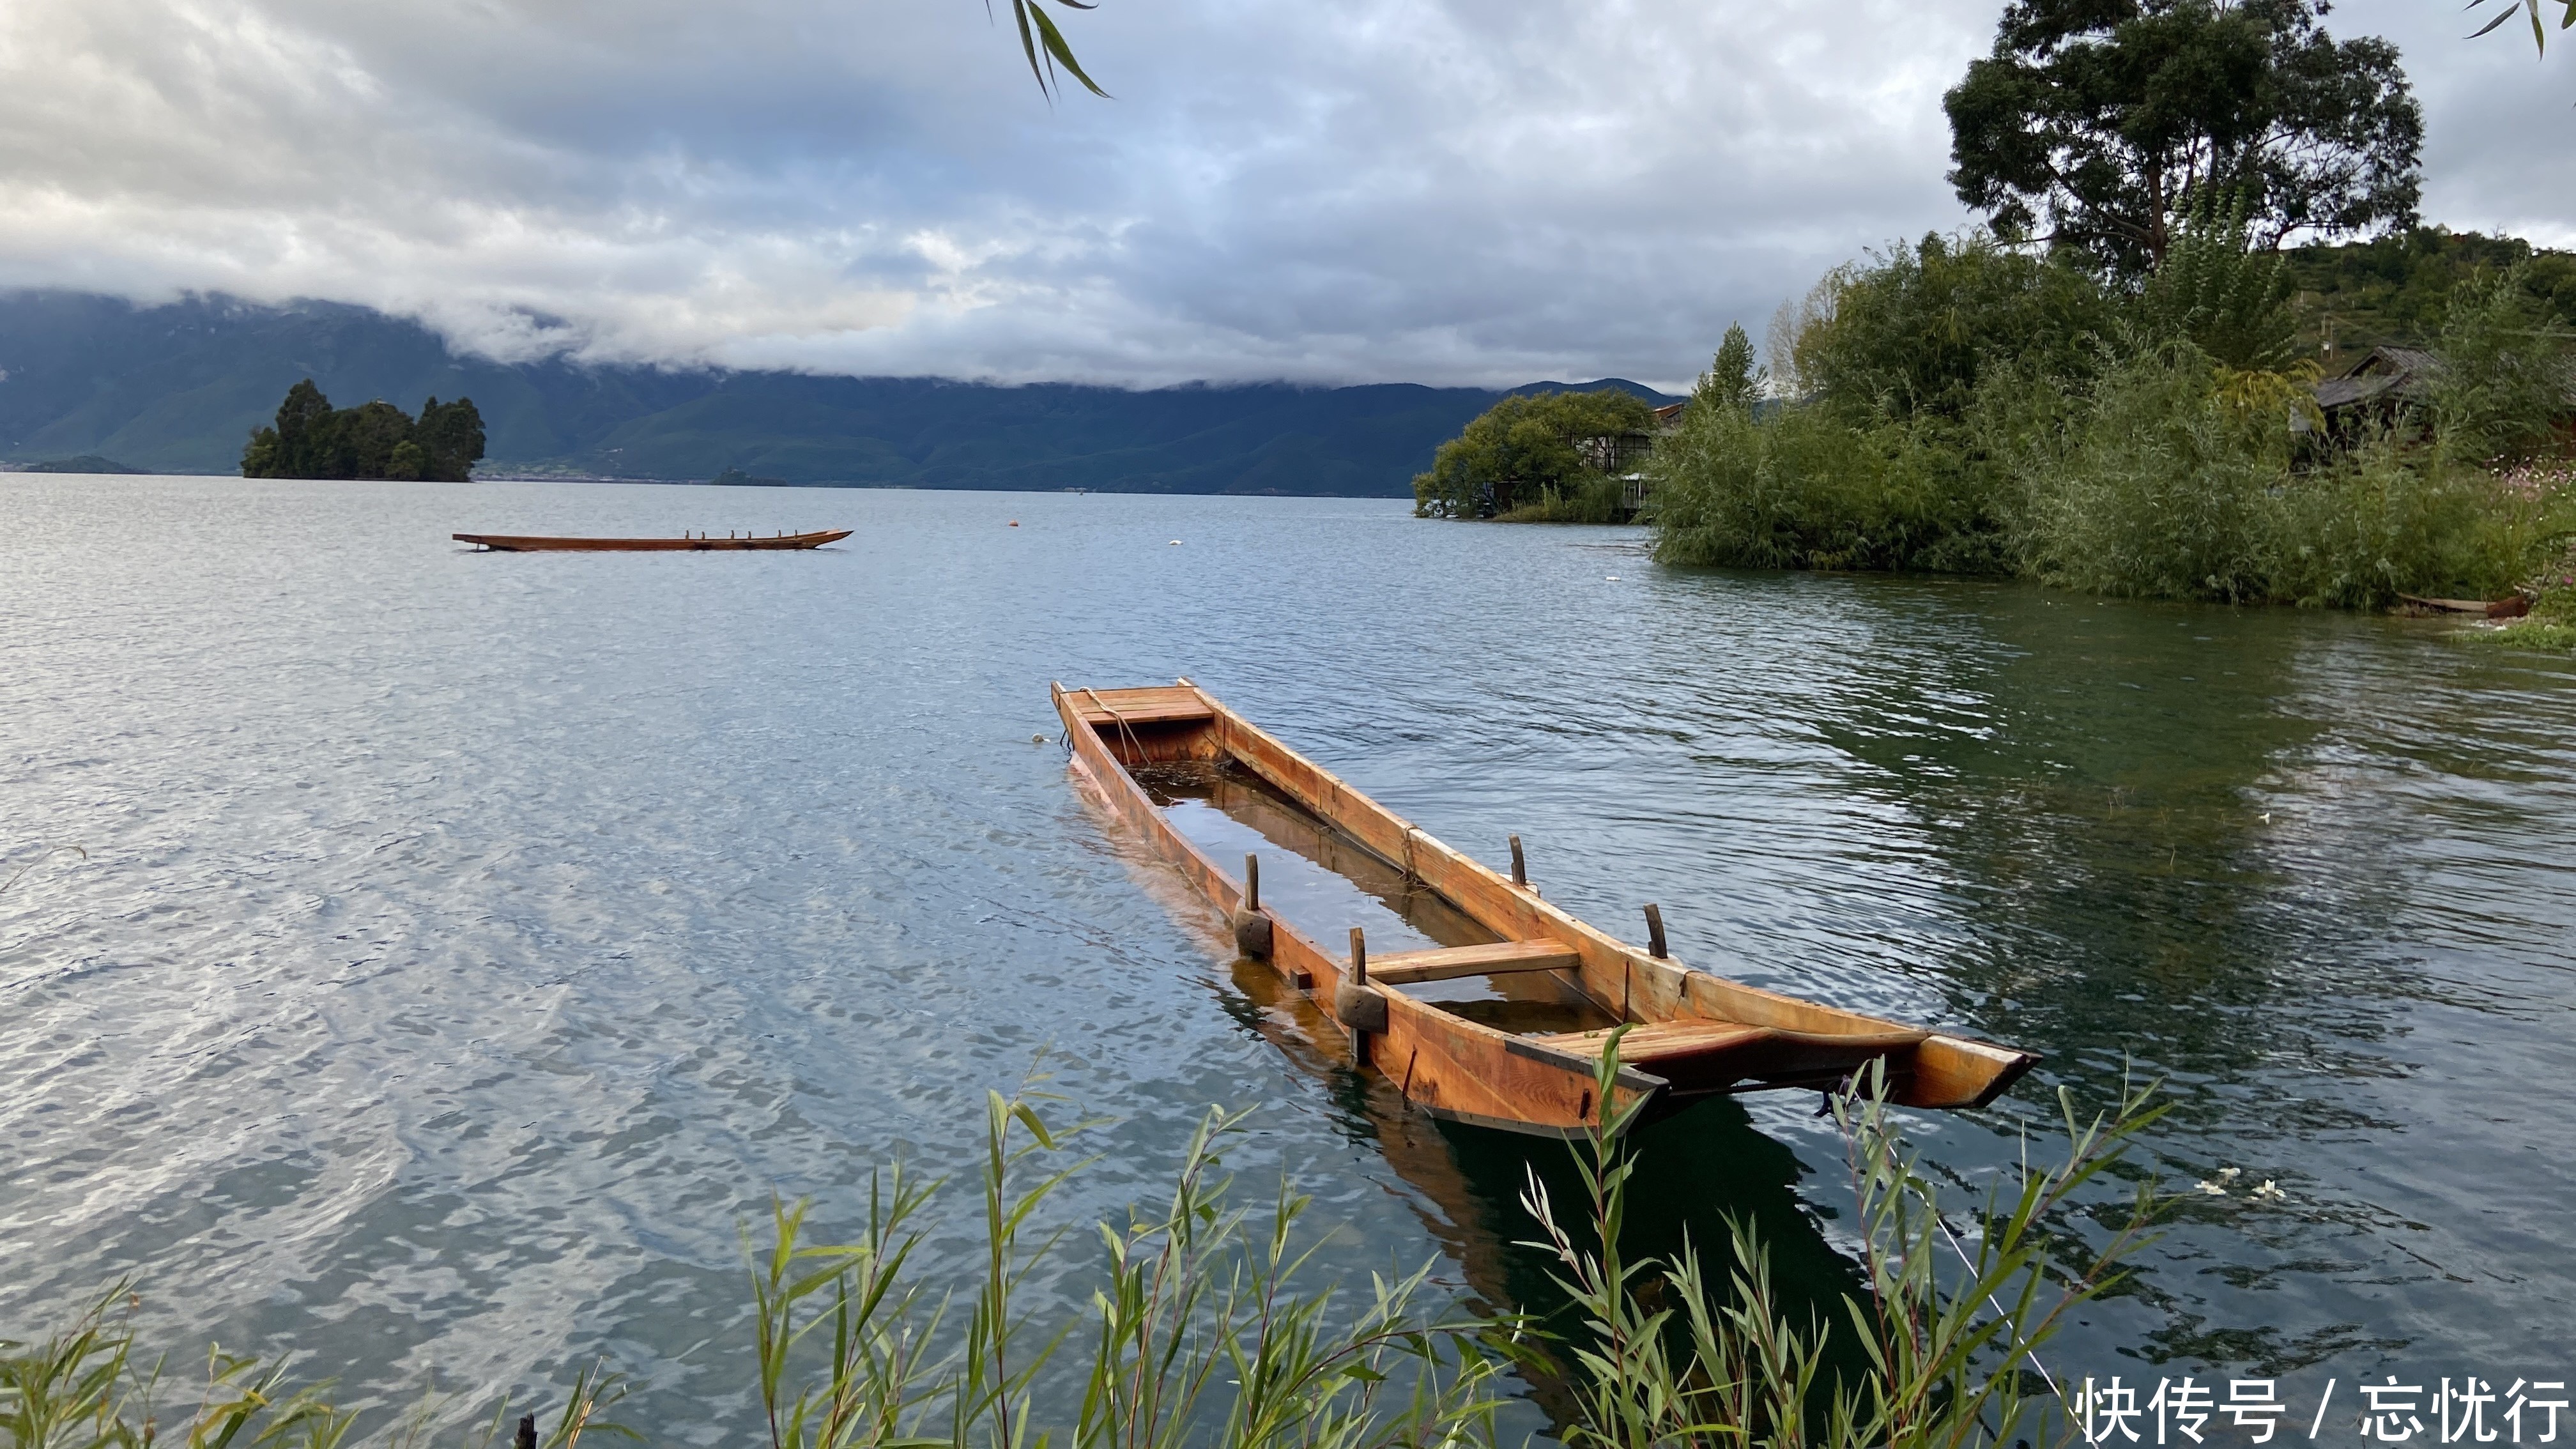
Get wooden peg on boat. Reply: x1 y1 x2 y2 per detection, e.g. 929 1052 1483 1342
1233 854 1273 958
1644 904 1667 959
1334 926 1386 1034
1509 835 1527 888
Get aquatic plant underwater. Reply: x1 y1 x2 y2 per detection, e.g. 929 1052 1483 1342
1 1043 2165 1449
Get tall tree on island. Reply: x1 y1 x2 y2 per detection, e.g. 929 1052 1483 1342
241 381 485 481
1943 0 2421 275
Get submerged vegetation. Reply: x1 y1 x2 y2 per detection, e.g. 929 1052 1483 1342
2 1051 2165 1448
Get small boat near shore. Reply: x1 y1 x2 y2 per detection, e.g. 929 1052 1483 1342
1055 680 2038 1138
2398 592 2530 618
453 529 852 552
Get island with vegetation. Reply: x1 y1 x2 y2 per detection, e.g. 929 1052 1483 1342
1414 0 2576 618
240 379 486 481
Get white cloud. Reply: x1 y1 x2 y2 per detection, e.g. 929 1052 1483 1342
0 0 2565 390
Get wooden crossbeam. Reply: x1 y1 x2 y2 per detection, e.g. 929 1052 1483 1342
1365 940 1579 986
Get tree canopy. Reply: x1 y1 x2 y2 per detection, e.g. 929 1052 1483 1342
1943 0 2421 276
241 380 486 481
1790 233 2117 424
1411 388 1658 519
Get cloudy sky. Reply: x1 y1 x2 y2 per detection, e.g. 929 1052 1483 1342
0 0 2567 390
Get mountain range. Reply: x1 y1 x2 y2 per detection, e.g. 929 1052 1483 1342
0 291 1678 495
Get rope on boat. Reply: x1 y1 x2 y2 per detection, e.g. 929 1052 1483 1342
1078 687 1151 765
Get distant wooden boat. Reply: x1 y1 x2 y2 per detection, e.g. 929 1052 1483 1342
2398 593 2530 619
453 529 852 552
1055 680 2038 1138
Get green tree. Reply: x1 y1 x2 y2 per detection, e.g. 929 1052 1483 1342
1411 388 1658 519
240 381 486 481
1943 0 2421 276
416 396 488 482
1703 323 1765 410
2131 198 2299 371
1792 233 2116 425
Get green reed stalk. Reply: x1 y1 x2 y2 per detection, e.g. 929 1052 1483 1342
1521 1031 2167 1449
7 1052 2160 1449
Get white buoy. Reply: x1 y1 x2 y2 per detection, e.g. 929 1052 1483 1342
1169 539 1183 546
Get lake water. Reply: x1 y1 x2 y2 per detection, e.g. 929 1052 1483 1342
4 475 2573 1439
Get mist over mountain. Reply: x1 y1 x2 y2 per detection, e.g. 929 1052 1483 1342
0 292 1676 496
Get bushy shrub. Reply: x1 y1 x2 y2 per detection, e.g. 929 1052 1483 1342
1648 404 2014 573
2431 263 2576 468
2271 445 2542 606
2018 348 2290 601
1795 233 2114 426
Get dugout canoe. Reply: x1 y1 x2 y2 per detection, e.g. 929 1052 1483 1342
1054 680 2039 1138
453 529 852 551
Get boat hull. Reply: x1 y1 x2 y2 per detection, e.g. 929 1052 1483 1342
453 530 852 551
1055 681 2039 1138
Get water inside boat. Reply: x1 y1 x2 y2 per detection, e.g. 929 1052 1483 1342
1135 760 1622 1038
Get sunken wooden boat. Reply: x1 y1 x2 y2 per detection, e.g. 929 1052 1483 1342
2398 592 2530 618
453 529 852 552
1055 680 2039 1138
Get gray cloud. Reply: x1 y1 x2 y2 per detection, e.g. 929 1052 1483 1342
0 0 2565 391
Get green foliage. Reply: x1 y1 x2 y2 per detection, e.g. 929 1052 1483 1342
1653 226 2564 606
1004 0 1110 103
1493 474 1632 525
2019 347 2291 601
1523 1038 2165 1449
1705 325 1765 411
2429 264 2576 468
2133 201 2299 372
240 380 485 482
1943 0 2421 275
2464 0 2576 53
1413 388 1658 519
1647 403 2014 574
2285 228 2576 361
1792 235 2113 427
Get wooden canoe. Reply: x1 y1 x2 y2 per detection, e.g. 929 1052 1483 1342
1055 680 2039 1139
2398 592 2530 618
453 529 852 551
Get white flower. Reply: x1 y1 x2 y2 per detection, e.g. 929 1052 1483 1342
2250 1180 2287 1202
2195 1180 2229 1196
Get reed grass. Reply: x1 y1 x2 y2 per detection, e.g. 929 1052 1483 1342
4 1050 2165 1449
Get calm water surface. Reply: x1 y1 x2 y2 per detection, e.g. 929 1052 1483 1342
4 475 2572 1437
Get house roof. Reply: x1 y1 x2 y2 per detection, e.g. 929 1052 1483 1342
2315 346 2447 412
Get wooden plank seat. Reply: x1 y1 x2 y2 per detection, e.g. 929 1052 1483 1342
1367 940 1581 986
1528 1020 1931 1094
1066 687 1217 727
